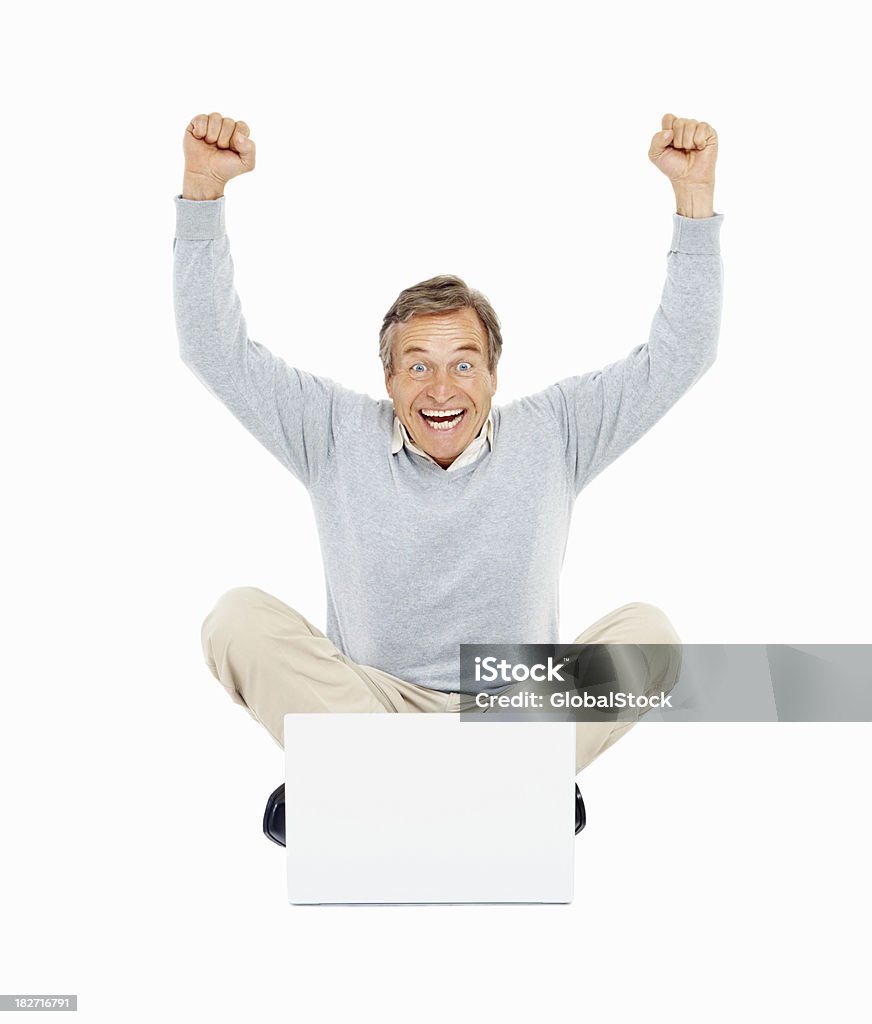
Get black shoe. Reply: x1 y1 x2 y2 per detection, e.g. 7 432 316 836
263 783 286 847
263 781 584 845
575 783 586 835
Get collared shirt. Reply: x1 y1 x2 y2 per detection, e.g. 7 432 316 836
391 412 494 471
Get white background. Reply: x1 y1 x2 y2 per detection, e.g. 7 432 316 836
2 1 870 1020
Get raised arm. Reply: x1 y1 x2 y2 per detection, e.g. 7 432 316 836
546 113 724 495
173 112 356 488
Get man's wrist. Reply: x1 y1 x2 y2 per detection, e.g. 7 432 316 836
181 172 225 201
672 183 715 218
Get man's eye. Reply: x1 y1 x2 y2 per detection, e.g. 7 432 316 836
411 362 427 374
457 361 472 372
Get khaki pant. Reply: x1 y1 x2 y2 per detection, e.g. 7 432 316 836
201 587 682 774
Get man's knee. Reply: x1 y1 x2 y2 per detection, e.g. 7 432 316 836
632 604 682 699
597 602 682 701
616 601 681 646
200 585 270 660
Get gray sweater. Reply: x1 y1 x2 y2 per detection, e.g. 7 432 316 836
173 196 724 693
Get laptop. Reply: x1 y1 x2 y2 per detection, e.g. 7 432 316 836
284 713 576 904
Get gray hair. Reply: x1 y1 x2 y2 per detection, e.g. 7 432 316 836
379 274 502 374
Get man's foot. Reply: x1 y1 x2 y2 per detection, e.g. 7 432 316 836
263 781 585 845
263 783 286 847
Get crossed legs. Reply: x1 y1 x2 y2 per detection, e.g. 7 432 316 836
201 586 682 774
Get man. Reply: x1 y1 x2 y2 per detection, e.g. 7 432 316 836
173 110 723 843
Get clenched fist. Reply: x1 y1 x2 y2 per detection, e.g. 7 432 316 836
182 112 256 200
648 112 717 217
648 112 717 186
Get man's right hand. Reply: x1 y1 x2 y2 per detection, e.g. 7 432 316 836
182 112 256 200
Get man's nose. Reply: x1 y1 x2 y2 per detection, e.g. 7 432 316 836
426 369 456 401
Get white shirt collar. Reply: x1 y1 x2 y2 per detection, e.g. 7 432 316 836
391 411 493 472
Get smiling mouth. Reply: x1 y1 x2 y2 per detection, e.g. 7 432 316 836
418 408 466 431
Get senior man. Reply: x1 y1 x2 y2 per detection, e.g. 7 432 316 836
173 110 724 843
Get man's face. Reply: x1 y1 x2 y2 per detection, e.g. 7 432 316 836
384 307 498 469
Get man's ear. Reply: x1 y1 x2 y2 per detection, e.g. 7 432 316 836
490 367 498 394
384 368 394 398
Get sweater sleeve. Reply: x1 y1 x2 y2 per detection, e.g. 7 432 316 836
172 194 361 489
549 212 725 496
